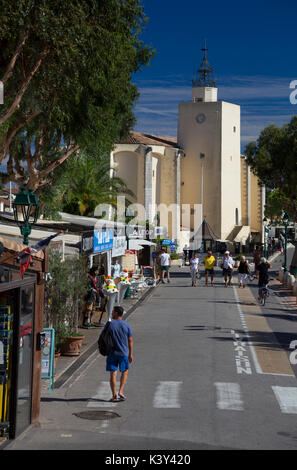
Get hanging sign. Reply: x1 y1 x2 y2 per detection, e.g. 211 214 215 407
93 230 114 253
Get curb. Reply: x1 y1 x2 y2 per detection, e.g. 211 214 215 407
52 284 157 389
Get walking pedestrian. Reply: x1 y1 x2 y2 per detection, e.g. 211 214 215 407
183 244 189 265
279 233 284 255
160 249 171 283
83 267 105 328
189 252 200 286
253 246 261 279
257 257 271 300
203 250 216 286
221 251 234 287
104 306 133 402
155 249 162 282
237 256 250 288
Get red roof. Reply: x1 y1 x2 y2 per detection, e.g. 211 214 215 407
118 132 179 148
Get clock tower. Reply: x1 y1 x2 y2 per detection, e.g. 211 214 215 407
178 43 241 242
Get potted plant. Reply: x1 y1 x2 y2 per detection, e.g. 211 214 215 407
45 249 88 356
234 254 243 268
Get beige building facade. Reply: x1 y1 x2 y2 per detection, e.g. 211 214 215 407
110 133 182 240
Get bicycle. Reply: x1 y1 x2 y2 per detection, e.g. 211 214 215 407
258 286 270 306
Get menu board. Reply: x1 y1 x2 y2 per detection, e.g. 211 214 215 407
41 328 55 393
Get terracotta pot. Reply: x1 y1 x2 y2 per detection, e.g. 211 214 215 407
60 335 85 356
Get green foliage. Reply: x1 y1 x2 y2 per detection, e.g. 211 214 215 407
44 249 88 349
42 150 135 218
0 0 154 191
264 188 287 223
245 116 297 221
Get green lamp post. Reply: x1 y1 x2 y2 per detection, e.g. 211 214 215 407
282 211 290 272
263 216 269 258
12 187 39 245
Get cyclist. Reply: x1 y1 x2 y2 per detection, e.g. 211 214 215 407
257 257 271 300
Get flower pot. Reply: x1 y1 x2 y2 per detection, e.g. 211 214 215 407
60 335 85 357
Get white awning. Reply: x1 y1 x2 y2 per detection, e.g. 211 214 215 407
127 240 144 251
136 239 156 246
127 239 156 250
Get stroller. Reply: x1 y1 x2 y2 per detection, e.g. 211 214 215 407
142 266 156 287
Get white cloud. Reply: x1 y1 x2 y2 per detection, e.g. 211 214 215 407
133 75 297 147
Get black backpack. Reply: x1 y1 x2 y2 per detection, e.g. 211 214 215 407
98 321 115 356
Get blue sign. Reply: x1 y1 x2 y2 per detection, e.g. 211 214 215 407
162 239 175 246
93 230 114 253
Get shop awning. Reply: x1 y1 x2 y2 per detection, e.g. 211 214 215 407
128 239 156 251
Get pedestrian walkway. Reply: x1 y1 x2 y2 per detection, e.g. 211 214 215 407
41 284 155 396
4 257 297 451
84 379 297 415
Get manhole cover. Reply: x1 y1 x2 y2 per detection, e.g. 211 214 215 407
73 410 120 420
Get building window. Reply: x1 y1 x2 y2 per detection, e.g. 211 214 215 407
233 126 236 133
235 208 239 225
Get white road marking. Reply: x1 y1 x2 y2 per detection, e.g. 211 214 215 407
233 286 263 374
153 381 182 408
231 329 252 375
215 382 244 411
272 386 297 414
87 381 118 408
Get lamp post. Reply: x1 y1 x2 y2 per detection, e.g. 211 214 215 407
263 217 269 258
12 187 39 245
282 211 290 272
200 153 205 227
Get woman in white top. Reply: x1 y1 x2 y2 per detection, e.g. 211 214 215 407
190 253 200 287
221 251 234 287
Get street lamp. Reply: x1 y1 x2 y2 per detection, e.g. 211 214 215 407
282 211 290 272
12 187 39 245
200 153 205 226
263 217 269 258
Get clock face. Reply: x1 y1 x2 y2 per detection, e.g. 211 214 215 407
196 113 206 124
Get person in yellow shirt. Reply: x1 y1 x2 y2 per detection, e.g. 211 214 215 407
203 250 216 286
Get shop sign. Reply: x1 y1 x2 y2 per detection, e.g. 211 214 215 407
162 239 175 246
81 231 94 255
112 236 127 257
126 225 154 239
41 328 55 393
93 230 113 253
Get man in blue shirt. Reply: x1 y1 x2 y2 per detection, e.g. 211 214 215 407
106 306 133 402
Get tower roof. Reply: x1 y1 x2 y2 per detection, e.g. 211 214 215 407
192 41 217 88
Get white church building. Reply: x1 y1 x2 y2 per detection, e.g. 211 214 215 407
110 46 264 252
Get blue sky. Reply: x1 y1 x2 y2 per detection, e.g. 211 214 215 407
132 0 297 152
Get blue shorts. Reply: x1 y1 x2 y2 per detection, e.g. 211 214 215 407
106 354 129 372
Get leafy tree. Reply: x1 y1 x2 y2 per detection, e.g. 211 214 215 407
44 249 89 346
0 0 153 191
245 116 297 221
264 188 289 223
58 151 135 217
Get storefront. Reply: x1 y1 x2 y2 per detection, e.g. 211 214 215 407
81 229 113 276
111 235 127 277
0 237 46 440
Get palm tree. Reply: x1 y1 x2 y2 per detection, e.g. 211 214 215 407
61 152 135 217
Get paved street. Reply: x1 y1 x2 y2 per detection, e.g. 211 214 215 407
5 248 297 451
